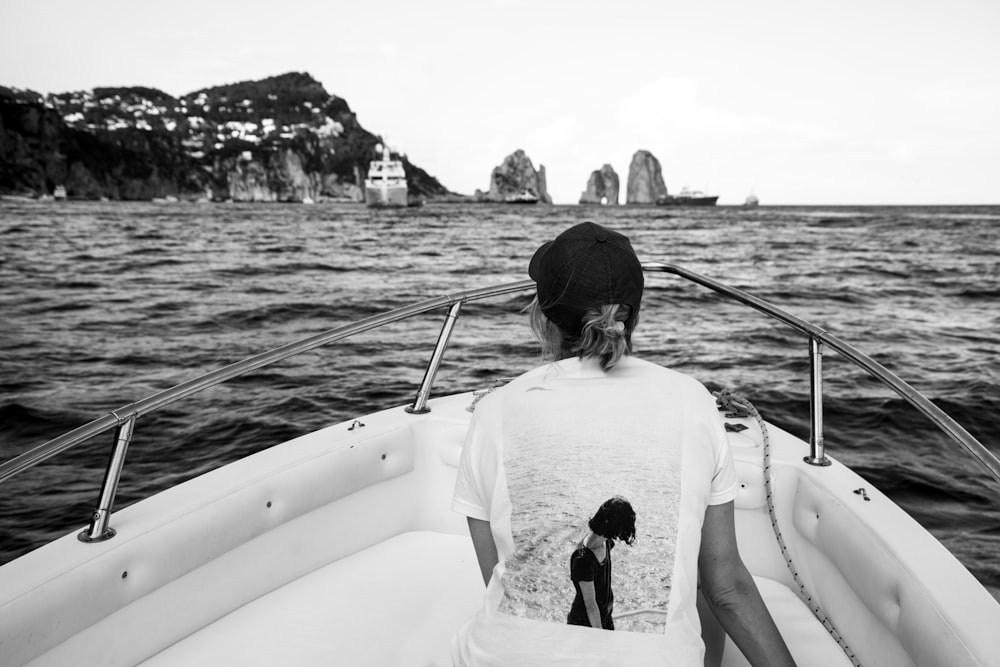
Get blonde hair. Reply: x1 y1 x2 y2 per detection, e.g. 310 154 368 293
528 297 635 371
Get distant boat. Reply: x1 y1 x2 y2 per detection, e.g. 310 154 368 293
365 145 408 208
53 185 67 200
503 189 539 204
302 196 315 205
744 193 760 207
656 186 718 207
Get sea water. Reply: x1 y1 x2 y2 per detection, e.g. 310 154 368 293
1 200 997 601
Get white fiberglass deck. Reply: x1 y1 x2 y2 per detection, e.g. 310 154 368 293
139 531 849 667
140 532 482 666
7 396 996 666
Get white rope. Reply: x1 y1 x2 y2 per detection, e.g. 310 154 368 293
467 377 514 412
715 390 862 667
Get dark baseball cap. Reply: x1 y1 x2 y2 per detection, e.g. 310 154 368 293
528 222 643 335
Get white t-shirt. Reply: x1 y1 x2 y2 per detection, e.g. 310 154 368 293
451 355 738 666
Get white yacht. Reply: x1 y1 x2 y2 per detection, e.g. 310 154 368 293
364 144 408 207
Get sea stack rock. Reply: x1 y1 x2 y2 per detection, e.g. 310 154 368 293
579 164 620 205
486 149 552 203
626 150 668 204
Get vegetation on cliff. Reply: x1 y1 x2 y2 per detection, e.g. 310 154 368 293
0 73 453 201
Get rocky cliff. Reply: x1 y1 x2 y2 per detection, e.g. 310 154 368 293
626 150 668 204
579 164 620 205
0 72 453 202
477 149 552 203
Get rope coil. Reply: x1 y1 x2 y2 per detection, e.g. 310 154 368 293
715 390 862 667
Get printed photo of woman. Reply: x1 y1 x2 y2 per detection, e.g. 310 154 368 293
567 496 636 630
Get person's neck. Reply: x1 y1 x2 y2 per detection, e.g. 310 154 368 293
555 347 577 361
586 532 608 548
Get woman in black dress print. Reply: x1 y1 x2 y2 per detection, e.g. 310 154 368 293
567 496 636 630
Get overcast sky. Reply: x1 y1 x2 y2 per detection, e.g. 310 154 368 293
3 0 998 205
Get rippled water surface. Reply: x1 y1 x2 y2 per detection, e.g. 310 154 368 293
1 200 998 598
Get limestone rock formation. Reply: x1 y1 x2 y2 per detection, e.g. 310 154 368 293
626 150 668 204
536 164 551 204
579 164 620 205
222 148 345 202
484 149 552 203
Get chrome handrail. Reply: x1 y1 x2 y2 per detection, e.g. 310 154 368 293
0 279 535 485
407 300 465 414
644 263 1000 485
0 279 533 540
2 267 997 544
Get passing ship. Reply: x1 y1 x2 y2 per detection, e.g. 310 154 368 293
365 145 408 208
656 186 719 207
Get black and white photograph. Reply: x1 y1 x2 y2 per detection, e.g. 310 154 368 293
1 2 997 666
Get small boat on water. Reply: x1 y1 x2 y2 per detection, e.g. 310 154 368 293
53 185 67 200
0 264 998 667
657 186 719 207
503 189 540 204
744 193 759 207
364 144 408 208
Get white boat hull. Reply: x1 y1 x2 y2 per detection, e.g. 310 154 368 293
365 184 408 207
1 391 997 666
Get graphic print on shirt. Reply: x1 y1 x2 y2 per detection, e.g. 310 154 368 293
497 385 683 633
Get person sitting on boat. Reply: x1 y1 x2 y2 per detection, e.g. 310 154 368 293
567 496 636 631
451 221 796 666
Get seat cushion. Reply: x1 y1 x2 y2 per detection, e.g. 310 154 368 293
140 531 483 667
720 576 855 667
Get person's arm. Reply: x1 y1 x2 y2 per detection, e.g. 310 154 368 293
698 584 726 667
467 517 499 586
577 580 603 628
698 501 796 667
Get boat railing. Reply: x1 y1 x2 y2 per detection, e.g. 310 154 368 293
1 265 996 545
644 263 999 486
